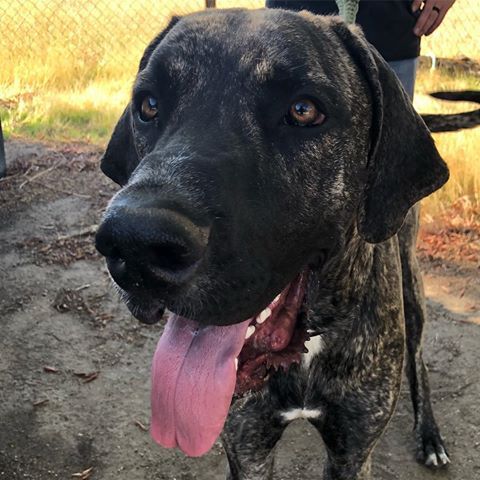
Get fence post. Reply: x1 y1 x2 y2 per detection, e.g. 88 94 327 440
205 0 216 7
0 117 5 179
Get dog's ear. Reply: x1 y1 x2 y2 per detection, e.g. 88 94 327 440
100 105 136 185
100 16 181 185
332 21 449 243
137 15 181 71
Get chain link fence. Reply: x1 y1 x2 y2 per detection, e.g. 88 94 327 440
0 0 204 87
0 0 478 86
0 0 477 172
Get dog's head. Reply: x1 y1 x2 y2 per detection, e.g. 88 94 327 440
95 9 448 456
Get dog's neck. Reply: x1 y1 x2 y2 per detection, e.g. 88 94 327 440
305 225 386 333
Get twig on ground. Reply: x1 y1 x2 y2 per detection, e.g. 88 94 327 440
0 172 22 183
30 178 92 198
18 159 62 190
450 316 480 326
56 225 98 241
21 164 36 178
71 467 93 479
134 420 148 432
438 380 475 397
74 371 99 383
43 366 59 373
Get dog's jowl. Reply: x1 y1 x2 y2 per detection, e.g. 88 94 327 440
95 8 451 480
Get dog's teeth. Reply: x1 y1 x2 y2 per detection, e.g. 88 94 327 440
273 294 281 304
245 325 255 339
257 307 271 324
234 358 238 370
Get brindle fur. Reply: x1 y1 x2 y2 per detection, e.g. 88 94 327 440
95 9 479 479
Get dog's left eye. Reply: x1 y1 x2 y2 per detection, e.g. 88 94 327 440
139 95 159 122
285 98 325 127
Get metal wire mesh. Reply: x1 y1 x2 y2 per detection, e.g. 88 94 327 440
0 1 205 83
0 0 477 80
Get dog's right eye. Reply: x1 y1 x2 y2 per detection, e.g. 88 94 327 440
285 98 326 128
139 95 159 122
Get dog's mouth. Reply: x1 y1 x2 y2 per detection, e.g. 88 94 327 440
235 271 310 395
150 269 310 457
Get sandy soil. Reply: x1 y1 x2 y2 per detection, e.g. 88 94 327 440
0 140 479 480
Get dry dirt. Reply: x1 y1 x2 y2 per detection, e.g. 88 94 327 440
0 140 479 480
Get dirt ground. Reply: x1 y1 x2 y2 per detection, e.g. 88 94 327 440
0 140 479 480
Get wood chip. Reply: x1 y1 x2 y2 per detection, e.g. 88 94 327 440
33 399 49 407
71 466 93 479
74 371 99 383
43 366 59 373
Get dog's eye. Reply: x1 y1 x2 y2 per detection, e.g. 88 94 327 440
140 95 158 122
285 99 325 127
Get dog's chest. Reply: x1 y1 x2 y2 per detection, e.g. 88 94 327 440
302 334 324 368
277 334 325 423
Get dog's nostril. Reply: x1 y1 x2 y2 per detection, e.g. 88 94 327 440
147 242 197 272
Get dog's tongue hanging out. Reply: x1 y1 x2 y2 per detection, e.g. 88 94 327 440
150 316 251 457
150 272 307 457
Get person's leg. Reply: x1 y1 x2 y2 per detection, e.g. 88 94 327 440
387 58 418 99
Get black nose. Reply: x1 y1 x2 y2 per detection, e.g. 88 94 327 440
95 207 210 290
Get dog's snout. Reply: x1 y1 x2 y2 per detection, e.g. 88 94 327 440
95 207 210 290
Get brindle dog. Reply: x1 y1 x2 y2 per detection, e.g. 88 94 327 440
94 8 473 479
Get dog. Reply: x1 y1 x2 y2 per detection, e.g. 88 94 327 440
422 90 480 132
95 8 477 479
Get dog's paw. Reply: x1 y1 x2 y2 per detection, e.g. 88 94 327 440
415 425 450 468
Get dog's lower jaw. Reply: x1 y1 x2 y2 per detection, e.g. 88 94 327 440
118 287 165 324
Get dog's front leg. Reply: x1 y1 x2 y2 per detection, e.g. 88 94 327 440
221 394 286 480
309 370 402 480
322 455 372 480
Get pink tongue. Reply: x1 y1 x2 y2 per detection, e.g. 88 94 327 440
151 314 251 457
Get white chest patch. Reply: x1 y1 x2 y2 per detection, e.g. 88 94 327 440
302 334 324 368
280 408 322 422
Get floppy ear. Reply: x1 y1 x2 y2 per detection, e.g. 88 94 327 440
100 105 136 185
332 21 449 243
100 16 181 185
137 15 181 71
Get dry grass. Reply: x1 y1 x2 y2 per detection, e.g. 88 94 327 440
0 0 478 218
414 68 480 218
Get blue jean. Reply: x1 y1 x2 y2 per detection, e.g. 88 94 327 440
387 58 418 100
